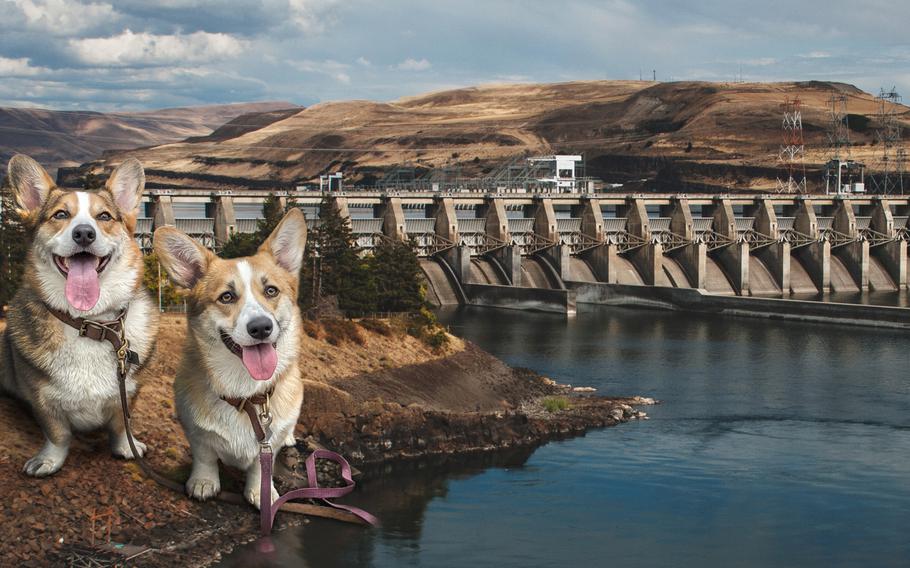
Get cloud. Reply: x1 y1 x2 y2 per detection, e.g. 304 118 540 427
395 57 431 71
68 29 245 66
3 0 119 35
0 55 49 76
802 51 832 59
356 56 371 67
289 58 351 83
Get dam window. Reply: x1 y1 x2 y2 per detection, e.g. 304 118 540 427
646 205 660 218
234 202 263 219
456 208 478 219
351 205 374 219
601 205 618 218
174 202 207 219
554 205 573 219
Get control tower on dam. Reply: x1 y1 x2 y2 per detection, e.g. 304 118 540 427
134 187 910 325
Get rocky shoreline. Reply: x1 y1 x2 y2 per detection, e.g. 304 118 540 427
0 315 654 567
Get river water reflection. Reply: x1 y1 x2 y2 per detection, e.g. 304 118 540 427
223 305 910 568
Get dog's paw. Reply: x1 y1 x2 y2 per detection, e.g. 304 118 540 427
282 432 297 448
244 483 279 510
111 436 147 459
23 443 68 477
187 477 220 501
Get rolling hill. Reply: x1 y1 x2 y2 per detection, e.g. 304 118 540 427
0 101 300 177
73 81 910 192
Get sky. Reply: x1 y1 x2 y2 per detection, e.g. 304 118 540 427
0 0 908 111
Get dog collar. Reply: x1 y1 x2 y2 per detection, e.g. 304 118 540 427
45 304 140 373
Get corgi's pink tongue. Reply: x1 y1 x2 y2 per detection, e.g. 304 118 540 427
65 255 100 311
241 343 278 381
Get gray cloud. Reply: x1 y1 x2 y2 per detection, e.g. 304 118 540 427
0 0 907 110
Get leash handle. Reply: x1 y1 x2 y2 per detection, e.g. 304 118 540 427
260 448 380 534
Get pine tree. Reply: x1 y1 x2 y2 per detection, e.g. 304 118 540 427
299 195 376 314
0 176 27 310
369 237 425 313
221 193 287 259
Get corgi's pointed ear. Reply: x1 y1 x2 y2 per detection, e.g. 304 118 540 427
259 208 307 275
7 154 54 211
153 226 212 289
106 158 145 213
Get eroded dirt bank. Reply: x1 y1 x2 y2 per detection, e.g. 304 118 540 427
0 314 653 566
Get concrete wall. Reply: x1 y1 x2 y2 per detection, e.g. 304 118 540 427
568 281 910 330
463 283 576 315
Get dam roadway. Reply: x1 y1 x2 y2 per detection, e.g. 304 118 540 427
135 189 910 326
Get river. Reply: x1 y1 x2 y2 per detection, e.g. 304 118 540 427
223 305 910 567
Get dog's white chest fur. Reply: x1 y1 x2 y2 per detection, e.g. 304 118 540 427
178 390 295 469
41 296 155 429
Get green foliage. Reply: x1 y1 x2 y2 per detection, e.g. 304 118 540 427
0 177 27 309
220 231 260 259
368 237 425 313
220 193 287 259
299 196 374 313
142 252 182 307
542 396 571 413
404 306 450 351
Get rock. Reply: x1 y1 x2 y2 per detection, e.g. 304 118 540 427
572 387 596 393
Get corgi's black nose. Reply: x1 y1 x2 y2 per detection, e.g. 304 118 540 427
72 224 96 247
247 316 273 340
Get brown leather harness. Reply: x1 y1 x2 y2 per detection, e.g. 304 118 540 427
46 304 376 538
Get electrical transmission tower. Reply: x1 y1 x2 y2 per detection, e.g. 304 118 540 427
871 87 904 194
827 92 851 161
776 96 807 193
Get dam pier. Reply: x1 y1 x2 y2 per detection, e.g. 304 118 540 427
135 188 910 326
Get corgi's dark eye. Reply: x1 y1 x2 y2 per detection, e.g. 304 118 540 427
264 285 279 298
218 291 236 304
96 211 112 221
52 210 69 220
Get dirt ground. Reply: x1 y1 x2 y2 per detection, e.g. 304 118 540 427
0 314 651 566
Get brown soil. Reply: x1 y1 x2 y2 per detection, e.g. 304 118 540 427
0 314 653 566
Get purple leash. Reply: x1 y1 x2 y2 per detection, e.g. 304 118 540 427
259 446 379 541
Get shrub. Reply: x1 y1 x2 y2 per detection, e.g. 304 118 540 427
358 318 392 337
322 318 365 346
301 318 322 339
542 396 571 413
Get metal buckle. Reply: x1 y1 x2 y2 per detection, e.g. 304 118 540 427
78 320 96 337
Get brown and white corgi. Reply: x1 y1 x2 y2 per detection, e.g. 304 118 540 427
0 154 159 477
153 209 306 507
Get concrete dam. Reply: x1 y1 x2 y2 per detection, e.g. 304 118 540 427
136 189 910 327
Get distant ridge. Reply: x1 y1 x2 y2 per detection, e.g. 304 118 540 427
0 101 300 176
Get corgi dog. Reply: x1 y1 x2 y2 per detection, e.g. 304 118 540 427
0 154 159 477
153 209 306 507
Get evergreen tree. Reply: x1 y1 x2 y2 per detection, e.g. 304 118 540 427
0 176 27 310
369 237 425 313
299 195 375 314
220 231 259 258
221 193 288 259
142 252 182 309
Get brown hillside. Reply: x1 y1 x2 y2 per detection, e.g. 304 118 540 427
88 80 910 192
0 101 301 176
